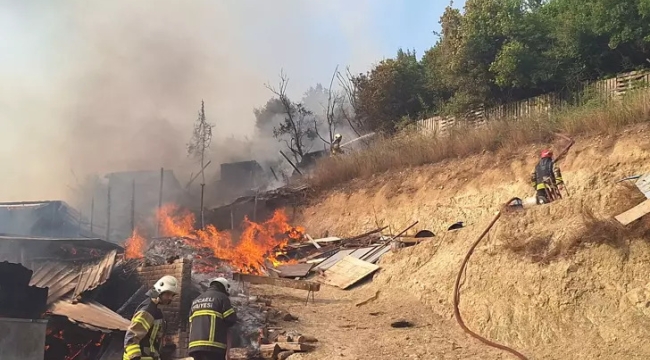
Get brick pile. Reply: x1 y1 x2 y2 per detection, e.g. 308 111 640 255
137 258 192 358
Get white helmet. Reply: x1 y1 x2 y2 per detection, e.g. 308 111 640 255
210 277 231 293
153 275 180 296
334 133 342 140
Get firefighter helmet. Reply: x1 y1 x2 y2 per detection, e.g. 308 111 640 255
153 275 180 295
209 277 231 294
540 149 553 159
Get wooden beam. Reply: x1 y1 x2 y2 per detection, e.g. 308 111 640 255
278 351 295 359
233 272 320 292
260 343 281 359
340 226 387 244
276 342 316 352
615 199 650 225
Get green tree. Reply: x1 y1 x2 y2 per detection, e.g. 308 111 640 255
355 49 429 133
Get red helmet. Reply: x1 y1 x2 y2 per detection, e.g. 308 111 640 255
540 149 553 159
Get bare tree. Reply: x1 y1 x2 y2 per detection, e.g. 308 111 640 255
265 70 316 163
187 100 214 229
313 65 344 151
336 66 365 136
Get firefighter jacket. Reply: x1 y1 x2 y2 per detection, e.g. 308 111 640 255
123 298 166 360
188 287 238 354
331 138 344 155
530 157 563 190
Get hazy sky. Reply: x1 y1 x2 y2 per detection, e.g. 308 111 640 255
0 0 465 201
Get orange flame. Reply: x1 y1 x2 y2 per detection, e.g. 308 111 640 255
124 229 146 259
125 204 304 274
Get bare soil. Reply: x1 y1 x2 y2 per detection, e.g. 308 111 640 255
253 283 505 360
286 125 650 359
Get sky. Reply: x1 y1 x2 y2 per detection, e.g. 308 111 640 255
0 0 465 202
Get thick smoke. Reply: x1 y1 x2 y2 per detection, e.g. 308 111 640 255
0 0 384 204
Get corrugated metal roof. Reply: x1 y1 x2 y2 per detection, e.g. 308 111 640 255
29 250 118 304
73 250 117 299
0 200 101 239
49 300 130 332
0 235 122 251
30 262 79 305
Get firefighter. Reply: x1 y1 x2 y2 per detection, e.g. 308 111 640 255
530 149 564 204
331 133 344 155
123 275 180 360
188 277 238 360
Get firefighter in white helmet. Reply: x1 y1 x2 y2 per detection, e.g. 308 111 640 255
331 133 343 155
123 275 180 360
188 277 238 360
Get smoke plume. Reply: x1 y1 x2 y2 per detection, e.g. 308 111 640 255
0 0 384 203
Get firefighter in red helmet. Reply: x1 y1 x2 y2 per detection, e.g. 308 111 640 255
530 149 564 204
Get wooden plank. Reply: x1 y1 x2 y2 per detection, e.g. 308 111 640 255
312 236 342 243
278 351 295 359
276 342 316 352
340 226 387 245
275 263 314 278
260 343 281 359
615 199 650 225
318 256 379 290
228 348 254 360
232 272 320 292
305 234 321 249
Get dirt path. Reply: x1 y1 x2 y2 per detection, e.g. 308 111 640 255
252 283 507 360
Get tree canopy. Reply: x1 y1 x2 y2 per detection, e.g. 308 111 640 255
354 0 650 133
256 0 650 138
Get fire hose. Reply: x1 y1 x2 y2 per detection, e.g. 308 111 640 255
452 197 529 359
452 134 575 359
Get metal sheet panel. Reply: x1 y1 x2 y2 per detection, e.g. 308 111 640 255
312 249 355 271
349 246 377 259
312 246 379 272
361 245 392 264
636 173 650 199
49 300 131 332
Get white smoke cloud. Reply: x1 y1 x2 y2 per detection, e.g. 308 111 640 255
0 0 391 202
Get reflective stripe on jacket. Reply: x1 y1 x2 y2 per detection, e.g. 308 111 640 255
123 298 166 360
188 287 237 354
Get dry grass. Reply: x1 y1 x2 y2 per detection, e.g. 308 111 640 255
504 211 633 264
309 90 650 189
502 183 650 263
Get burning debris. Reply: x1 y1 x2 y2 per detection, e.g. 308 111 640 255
125 204 304 275
114 204 424 359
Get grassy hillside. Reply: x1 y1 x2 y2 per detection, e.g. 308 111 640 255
309 90 650 190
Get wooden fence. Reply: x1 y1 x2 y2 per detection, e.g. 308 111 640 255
414 69 650 136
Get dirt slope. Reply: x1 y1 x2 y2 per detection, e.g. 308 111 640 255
295 125 650 359
256 285 505 359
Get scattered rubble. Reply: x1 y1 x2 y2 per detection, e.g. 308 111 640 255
112 218 427 359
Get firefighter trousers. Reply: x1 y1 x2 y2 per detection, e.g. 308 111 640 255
190 350 227 360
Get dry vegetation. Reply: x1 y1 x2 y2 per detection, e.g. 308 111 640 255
309 90 650 189
501 182 650 263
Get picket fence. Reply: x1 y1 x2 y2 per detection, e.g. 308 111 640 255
414 69 650 136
